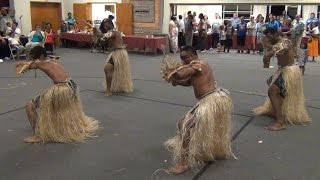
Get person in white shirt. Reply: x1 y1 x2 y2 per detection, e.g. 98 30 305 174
211 13 223 49
0 8 13 36
11 22 21 37
177 15 185 49
246 15 256 54
256 16 266 54
291 15 305 57
8 31 25 59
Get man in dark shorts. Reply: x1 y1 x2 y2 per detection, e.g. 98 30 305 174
236 16 247 53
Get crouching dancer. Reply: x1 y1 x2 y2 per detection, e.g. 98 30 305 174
253 27 311 131
16 46 99 143
161 46 233 175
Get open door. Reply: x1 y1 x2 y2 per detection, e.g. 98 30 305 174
116 3 133 35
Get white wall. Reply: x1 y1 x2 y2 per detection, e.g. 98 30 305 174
162 0 320 33
13 0 122 35
176 5 222 23
13 0 64 35
92 3 116 22
64 0 121 19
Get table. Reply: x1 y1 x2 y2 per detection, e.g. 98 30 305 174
123 35 167 55
60 32 92 43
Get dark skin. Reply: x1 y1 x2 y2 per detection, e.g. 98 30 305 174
16 56 70 143
104 31 123 96
262 32 295 131
167 51 216 175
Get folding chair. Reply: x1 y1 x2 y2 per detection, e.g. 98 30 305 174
8 44 27 61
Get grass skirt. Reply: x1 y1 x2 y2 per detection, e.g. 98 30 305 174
104 49 134 93
253 65 311 124
165 89 233 167
34 82 99 143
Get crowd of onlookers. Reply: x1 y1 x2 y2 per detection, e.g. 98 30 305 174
168 10 319 62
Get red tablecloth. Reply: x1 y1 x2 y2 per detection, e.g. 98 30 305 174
123 35 167 54
60 32 92 43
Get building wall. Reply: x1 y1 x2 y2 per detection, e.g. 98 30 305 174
13 0 64 35
13 0 121 35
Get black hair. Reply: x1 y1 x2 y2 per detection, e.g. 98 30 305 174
108 15 114 20
187 11 191 15
171 15 176 21
68 12 72 15
179 15 182 19
30 46 47 60
263 27 279 36
46 22 52 27
181 46 197 56
199 13 204 19
311 13 315 15
13 21 18 26
86 20 92 24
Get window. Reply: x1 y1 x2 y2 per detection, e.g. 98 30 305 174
222 5 253 22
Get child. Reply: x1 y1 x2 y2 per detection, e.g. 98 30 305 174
297 42 308 75
8 31 25 59
219 25 226 52
5 22 12 35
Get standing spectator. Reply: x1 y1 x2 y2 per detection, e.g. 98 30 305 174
276 16 282 27
281 10 290 23
177 15 185 49
184 11 192 24
246 15 256 54
267 14 280 29
306 13 318 31
168 16 178 53
236 16 247 53
281 18 293 38
197 13 206 52
297 42 308 76
218 25 226 53
11 21 21 36
225 20 234 53
256 14 262 23
291 15 305 57
25 25 45 56
231 13 240 29
211 13 222 49
256 16 266 54
0 8 13 36
204 15 211 50
307 22 319 62
65 12 76 30
184 14 194 46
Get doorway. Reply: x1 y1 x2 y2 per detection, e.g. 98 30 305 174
30 2 62 32
270 5 285 16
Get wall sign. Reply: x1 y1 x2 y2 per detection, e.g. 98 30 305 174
132 0 155 23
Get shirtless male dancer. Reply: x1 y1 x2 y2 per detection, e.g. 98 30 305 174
103 19 133 96
16 46 99 143
162 46 233 175
253 27 310 130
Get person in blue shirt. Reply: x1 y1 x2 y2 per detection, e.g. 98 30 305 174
236 16 247 53
306 13 318 31
268 13 280 29
65 12 76 30
231 13 240 29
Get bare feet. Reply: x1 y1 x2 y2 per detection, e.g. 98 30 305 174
167 164 190 175
24 136 42 143
104 90 112 97
265 122 286 131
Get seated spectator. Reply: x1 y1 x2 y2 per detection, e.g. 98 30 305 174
60 20 68 33
83 20 93 33
65 12 76 30
8 31 25 59
25 25 45 56
44 23 55 53
0 35 10 61
11 21 21 37
0 8 13 36
5 22 12 35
